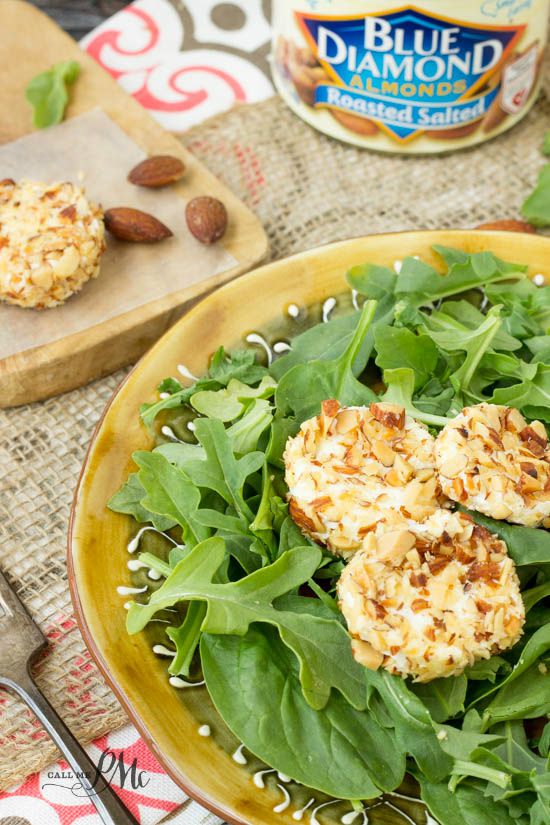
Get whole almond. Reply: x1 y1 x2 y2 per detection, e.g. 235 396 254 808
475 219 536 234
128 155 186 188
104 207 173 243
185 196 227 244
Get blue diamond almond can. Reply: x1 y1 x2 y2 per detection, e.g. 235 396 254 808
272 1 549 153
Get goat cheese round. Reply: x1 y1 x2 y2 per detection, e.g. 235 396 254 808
284 400 445 558
435 403 550 527
337 510 525 682
0 179 105 309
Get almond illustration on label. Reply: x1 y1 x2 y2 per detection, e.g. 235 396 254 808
330 109 379 137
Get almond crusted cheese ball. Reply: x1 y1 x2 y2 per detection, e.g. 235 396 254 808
337 511 525 682
435 403 550 527
0 179 105 309
284 400 446 558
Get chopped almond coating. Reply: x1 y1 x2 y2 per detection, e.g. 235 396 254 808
0 179 105 309
284 401 446 558
435 403 550 527
337 511 525 682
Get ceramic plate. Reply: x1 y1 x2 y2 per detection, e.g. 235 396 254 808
69 230 550 825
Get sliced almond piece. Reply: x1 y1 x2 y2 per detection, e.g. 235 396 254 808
370 402 405 429
371 439 396 466
351 639 384 670
376 529 416 562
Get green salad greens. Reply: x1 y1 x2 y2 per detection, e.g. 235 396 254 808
111 245 550 825
25 60 80 129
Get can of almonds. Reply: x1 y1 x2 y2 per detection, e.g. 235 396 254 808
272 0 549 153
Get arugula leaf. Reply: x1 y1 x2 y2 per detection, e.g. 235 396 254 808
522 164 550 227
374 325 439 390
133 451 211 546
275 300 378 422
382 367 450 428
25 60 80 128
127 540 366 710
420 777 521 825
226 399 273 454
190 376 276 422
108 473 176 531
201 626 405 798
423 306 503 402
434 300 522 352
490 363 550 421
166 602 206 677
185 418 264 524
396 247 525 304
140 347 268 429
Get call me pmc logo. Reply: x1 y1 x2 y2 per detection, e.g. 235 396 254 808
296 7 524 140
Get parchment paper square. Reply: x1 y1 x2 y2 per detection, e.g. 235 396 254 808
0 109 237 358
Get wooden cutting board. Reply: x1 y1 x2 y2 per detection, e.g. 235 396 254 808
0 0 269 408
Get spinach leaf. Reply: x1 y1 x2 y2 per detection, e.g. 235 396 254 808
522 164 550 227
412 674 467 722
374 325 439 390
201 626 405 798
462 509 550 567
467 624 550 717
271 312 361 380
523 581 550 613
365 669 453 782
25 60 80 128
127 539 367 710
275 300 378 422
108 473 176 531
346 262 397 300
483 662 550 727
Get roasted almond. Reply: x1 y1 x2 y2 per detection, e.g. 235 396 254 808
104 207 173 243
185 196 227 244
128 155 186 188
475 219 536 234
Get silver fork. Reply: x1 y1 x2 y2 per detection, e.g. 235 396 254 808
0 567 138 825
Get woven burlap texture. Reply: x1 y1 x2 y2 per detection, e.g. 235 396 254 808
1 72 550 791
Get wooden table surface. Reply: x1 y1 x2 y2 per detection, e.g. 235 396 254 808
30 0 127 38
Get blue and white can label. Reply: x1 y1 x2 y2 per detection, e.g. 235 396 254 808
272 1 548 153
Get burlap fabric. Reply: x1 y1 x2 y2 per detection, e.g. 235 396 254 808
1 71 550 790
